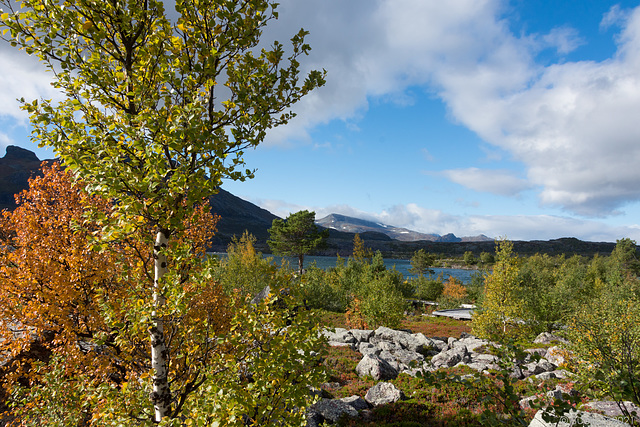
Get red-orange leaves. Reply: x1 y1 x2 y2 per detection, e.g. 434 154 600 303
0 163 122 380
0 164 232 423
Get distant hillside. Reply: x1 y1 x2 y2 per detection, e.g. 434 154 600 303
0 146 622 259
317 213 493 243
0 146 277 251
207 189 279 252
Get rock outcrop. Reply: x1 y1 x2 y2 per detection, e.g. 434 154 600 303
322 327 560 379
310 328 577 426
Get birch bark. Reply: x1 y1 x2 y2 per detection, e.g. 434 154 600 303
151 230 170 421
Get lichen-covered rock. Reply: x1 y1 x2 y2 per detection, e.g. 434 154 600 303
545 346 569 367
358 342 380 357
364 382 406 406
529 409 628 427
356 354 398 380
350 329 374 343
322 328 356 344
533 332 569 345
584 401 640 419
340 395 370 411
430 345 470 368
311 398 358 423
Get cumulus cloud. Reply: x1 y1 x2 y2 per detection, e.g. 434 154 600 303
541 27 584 54
601 5 627 31
266 0 640 218
465 8 640 216
4 0 640 219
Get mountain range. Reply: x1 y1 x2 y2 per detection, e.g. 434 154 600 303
316 213 492 243
0 146 618 257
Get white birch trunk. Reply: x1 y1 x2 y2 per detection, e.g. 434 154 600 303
151 230 171 421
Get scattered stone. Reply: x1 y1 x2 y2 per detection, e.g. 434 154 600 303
584 401 640 419
552 369 572 380
429 338 448 352
305 409 323 427
430 345 470 368
405 332 434 354
377 341 399 352
545 346 569 367
534 372 557 381
528 409 629 427
340 395 370 411
323 328 356 344
311 399 359 423
455 335 488 352
364 382 406 406
355 354 398 380
524 362 546 376
510 365 525 380
378 350 401 372
250 285 270 305
358 342 380 357
533 332 569 345
350 329 374 342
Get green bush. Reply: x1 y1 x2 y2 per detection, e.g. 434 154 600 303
413 274 444 301
213 231 289 297
299 263 349 312
356 273 407 329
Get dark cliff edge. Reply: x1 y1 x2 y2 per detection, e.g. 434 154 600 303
0 146 55 210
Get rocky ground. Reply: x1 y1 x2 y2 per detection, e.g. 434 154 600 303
309 326 639 427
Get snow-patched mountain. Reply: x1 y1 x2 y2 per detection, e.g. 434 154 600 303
316 213 493 243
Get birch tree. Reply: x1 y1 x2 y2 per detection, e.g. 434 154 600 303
472 239 524 342
0 0 324 422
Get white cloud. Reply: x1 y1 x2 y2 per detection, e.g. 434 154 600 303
264 0 640 217
0 46 61 121
541 27 584 54
601 5 626 31
437 168 531 196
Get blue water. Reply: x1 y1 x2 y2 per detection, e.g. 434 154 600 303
271 255 478 284
209 253 478 284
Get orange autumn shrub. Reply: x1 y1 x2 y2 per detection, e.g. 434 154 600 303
436 276 469 309
0 164 231 416
443 276 468 300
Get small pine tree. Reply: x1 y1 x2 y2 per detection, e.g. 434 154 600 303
267 210 329 274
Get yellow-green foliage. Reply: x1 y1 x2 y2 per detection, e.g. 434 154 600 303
183 290 326 427
567 288 640 409
214 231 290 297
472 239 525 342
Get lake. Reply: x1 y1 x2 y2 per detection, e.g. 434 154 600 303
211 253 478 284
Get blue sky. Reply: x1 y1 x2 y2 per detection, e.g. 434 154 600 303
2 0 640 242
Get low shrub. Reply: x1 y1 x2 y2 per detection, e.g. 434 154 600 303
413 274 444 301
